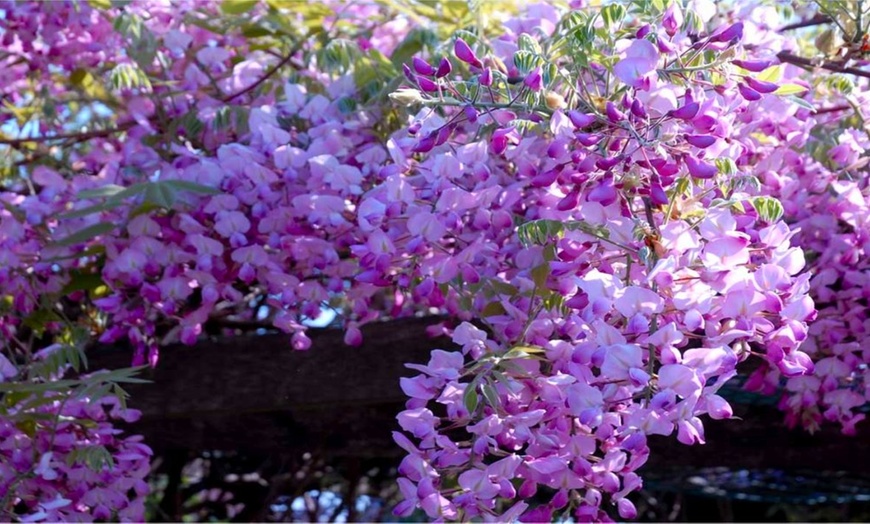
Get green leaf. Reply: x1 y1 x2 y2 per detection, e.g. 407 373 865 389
220 0 257 15
241 23 273 38
513 50 540 76
110 63 152 92
600 3 626 29
0 380 80 394
517 34 542 55
714 157 737 177
53 223 116 247
481 301 506 317
22 309 63 333
530 263 549 288
87 0 112 9
786 95 816 112
752 196 784 223
481 381 500 408
160 180 221 195
61 270 106 295
774 83 808 96
463 381 479 414
144 182 176 208
76 185 127 200
757 65 783 83
58 200 125 220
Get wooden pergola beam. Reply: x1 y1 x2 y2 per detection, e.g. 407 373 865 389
89 317 869 471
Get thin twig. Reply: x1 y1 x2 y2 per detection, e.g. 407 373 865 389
222 42 304 103
777 15 832 32
0 121 136 146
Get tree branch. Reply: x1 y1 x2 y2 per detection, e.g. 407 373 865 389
777 51 870 80
777 15 832 32
222 43 304 103
0 121 136 147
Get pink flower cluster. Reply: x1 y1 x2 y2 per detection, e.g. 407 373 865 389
0 396 151 522
748 99 870 435
0 0 868 521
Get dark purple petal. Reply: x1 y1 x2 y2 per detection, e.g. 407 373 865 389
576 133 602 147
479 67 492 86
436 57 452 78
606 101 625 122
712 21 744 43
745 76 778 93
568 111 596 128
636 24 651 38
650 183 668 206
630 99 648 119
732 59 773 72
412 132 437 153
557 188 581 211
669 102 700 120
685 156 718 179
524 67 542 91
454 37 482 68
402 63 414 82
738 83 762 101
417 76 438 93
412 57 436 76
685 134 716 148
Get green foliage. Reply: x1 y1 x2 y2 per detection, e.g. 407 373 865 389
517 219 611 247
752 196 785 223
60 180 220 223
110 63 152 92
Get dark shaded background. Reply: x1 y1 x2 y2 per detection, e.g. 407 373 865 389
90 318 870 521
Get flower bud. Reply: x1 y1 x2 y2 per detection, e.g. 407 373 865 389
657 36 676 53
576 132 602 147
401 63 414 82
568 110 596 128
344 324 363 346
479 67 492 86
435 125 452 146
389 88 424 106
650 182 668 206
636 24 651 39
412 132 437 153
490 127 511 154
412 56 436 76
436 57 452 78
685 134 716 148
291 331 312 351
669 102 699 120
606 101 625 122
745 76 778 93
685 155 718 179
712 21 744 43
663 2 683 36
738 83 762 101
630 98 648 119
524 67 543 91
556 188 580 211
464 105 478 123
416 76 438 93
732 59 773 72
454 37 482 68
617 499 638 520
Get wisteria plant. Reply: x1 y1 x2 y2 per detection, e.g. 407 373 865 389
0 0 868 521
